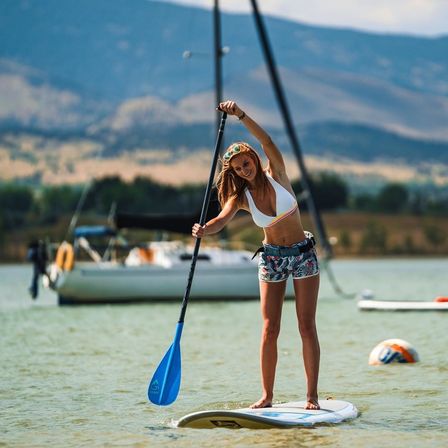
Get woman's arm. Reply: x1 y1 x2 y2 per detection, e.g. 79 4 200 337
218 100 286 175
192 197 239 238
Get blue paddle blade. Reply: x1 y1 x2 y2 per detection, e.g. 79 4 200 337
148 323 183 406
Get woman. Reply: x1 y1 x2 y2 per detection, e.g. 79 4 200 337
192 100 320 410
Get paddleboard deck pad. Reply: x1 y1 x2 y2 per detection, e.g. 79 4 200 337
176 399 358 429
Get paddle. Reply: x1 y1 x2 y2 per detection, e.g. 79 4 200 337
148 111 228 406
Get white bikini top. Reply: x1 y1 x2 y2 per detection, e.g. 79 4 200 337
244 173 298 228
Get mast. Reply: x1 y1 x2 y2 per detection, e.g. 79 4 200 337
213 0 223 134
249 0 332 258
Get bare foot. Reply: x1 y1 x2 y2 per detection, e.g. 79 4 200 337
305 398 320 410
250 397 272 409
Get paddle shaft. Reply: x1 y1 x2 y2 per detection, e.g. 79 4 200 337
178 112 227 323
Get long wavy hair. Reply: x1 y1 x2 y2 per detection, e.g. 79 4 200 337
216 142 269 208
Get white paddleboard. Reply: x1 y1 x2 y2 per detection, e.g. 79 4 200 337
176 399 358 429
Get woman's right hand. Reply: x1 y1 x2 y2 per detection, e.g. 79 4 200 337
192 223 206 238
218 100 244 118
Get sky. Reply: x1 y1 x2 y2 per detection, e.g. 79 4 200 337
163 0 448 37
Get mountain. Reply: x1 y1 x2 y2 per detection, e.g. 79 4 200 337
1 0 448 186
0 59 107 130
2 0 447 100
301 122 448 163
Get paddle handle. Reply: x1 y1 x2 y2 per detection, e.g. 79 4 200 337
178 112 227 323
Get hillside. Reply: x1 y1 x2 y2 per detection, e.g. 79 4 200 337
2 0 447 100
1 0 447 186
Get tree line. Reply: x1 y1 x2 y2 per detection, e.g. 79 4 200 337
0 174 447 234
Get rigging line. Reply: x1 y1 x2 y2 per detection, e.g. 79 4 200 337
321 259 356 299
65 180 93 241
63 123 106 242
63 104 118 241
295 192 355 298
62 119 109 239
249 0 331 259
249 0 355 299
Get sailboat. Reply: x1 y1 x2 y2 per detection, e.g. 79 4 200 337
42 210 265 305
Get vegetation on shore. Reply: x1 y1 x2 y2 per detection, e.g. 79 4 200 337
1 174 447 262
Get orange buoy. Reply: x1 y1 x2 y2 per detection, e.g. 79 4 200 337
434 296 448 303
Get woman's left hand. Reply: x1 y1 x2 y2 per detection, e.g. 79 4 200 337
218 100 244 118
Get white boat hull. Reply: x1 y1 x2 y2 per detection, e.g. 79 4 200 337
53 261 295 305
358 299 448 311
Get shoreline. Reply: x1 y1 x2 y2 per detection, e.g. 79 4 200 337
1 211 447 263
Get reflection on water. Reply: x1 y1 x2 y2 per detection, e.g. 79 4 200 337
0 260 447 447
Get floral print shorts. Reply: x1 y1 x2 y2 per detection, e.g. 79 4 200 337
258 236 319 283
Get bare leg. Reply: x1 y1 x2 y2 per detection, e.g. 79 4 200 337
293 274 320 410
250 280 286 409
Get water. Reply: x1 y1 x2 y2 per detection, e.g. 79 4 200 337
1 260 447 447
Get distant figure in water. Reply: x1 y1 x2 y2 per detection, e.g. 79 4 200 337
192 100 320 410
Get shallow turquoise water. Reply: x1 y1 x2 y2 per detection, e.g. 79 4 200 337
1 260 447 447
